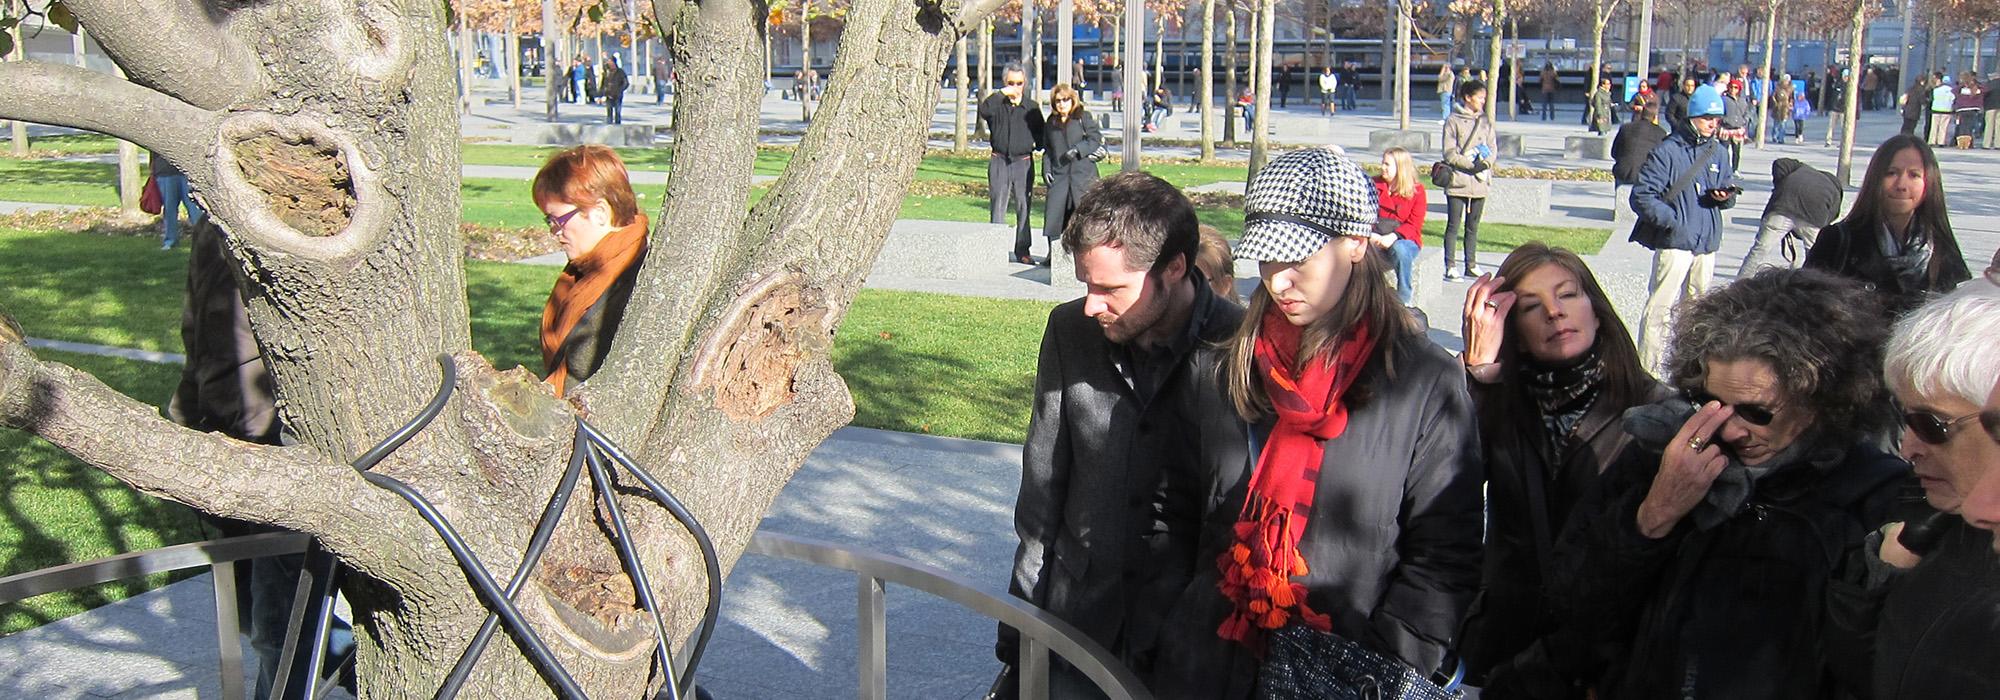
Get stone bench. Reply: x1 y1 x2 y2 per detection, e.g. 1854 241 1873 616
1368 129 1432 153
1423 177 1553 225
1612 183 1637 225
509 124 657 147
1495 133 1524 157
1565 135 1612 160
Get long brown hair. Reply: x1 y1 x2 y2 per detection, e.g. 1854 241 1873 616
1048 83 1086 126
1477 243 1657 436
1833 134 1969 291
1224 238 1416 420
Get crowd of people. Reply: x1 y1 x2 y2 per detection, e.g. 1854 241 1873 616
922 63 1998 697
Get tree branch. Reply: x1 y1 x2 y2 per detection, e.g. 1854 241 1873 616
0 340 415 550
0 60 215 171
576 0 769 441
63 0 264 110
956 0 1013 31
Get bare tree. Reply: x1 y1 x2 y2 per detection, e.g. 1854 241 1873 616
0 0 1012 696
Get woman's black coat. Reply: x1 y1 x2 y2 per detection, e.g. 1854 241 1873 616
1459 379 1671 697
1041 111 1103 241
1149 332 1485 699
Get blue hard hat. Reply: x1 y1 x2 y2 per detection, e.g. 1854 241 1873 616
1690 84 1726 117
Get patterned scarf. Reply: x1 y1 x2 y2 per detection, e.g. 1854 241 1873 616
1216 306 1376 653
540 214 649 391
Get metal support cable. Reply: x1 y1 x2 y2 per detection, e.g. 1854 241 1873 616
348 356 587 699
434 431 592 700
576 418 723 692
584 446 682 700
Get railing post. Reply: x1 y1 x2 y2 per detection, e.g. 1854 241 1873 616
857 573 887 700
1021 637 1050 700
211 561 246 700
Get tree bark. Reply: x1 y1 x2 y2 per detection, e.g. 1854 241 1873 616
956 36 971 151
1835 0 1865 183
1250 0 1273 175
976 19 991 140
1225 3 1239 144
545 0 562 121
509 14 524 110
1201 0 1216 160
0 0 993 694
1755 0 1776 147
7 18 24 158
1487 0 1506 127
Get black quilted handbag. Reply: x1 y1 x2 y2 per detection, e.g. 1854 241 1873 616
1257 624 1464 700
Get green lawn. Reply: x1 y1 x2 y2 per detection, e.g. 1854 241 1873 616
0 158 122 207
0 134 123 158
0 350 206 635
0 225 1049 631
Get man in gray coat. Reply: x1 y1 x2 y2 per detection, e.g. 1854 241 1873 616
994 171 1245 698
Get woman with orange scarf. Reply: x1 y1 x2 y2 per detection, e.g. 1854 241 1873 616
1152 148 1483 698
533 145 650 392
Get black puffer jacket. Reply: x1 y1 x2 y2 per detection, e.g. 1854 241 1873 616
1868 519 2000 699
1150 332 1485 699
1611 120 1667 185
1460 379 1672 699
1763 158 1843 227
1803 219 1972 316
1549 431 1910 700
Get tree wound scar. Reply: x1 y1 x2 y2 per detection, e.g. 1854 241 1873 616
698 279 830 420
232 133 356 238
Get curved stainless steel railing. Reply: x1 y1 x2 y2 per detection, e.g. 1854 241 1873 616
0 531 1151 700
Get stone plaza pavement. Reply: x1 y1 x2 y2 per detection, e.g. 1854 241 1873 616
3 84 1997 698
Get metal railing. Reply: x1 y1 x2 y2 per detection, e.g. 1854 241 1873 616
0 531 1151 700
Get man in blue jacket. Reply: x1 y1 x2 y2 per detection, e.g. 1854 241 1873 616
1631 83 1737 371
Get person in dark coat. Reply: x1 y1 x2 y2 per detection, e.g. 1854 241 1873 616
980 63 1046 266
1739 158 1843 274
1900 75 1930 136
1850 284 2000 700
167 218 358 697
1151 148 1483 699
1662 77 1695 135
995 171 1244 698
1610 104 1666 186
1630 84 1737 372
1454 244 1670 698
599 55 629 124
1805 134 1972 317
532 145 650 393
1041 83 1102 259
1548 268 1911 700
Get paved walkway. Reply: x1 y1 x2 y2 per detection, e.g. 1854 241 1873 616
6 83 1999 698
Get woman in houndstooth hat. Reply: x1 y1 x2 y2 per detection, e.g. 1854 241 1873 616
1150 147 1483 698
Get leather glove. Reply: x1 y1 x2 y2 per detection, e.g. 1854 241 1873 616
1064 149 1080 164
1042 170 1054 187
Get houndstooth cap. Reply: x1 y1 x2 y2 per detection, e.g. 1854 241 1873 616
1236 147 1379 263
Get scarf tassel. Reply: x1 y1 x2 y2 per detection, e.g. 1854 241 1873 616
1215 496 1332 651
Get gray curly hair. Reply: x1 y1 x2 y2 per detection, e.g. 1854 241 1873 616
1664 268 1895 438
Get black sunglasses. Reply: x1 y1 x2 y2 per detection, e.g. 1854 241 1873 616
544 207 583 235
1902 410 1981 445
1683 388 1778 426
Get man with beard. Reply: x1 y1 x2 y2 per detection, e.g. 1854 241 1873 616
993 171 1244 698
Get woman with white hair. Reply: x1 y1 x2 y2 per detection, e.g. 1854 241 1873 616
1854 274 2000 699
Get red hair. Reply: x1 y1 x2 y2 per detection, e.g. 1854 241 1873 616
532 145 640 227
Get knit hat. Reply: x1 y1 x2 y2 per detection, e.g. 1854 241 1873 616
1236 147 1378 263
1690 84 1726 117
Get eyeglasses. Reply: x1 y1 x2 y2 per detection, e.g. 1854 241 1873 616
1005 80 1026 86
1902 410 1982 445
1982 409 2000 443
545 207 583 236
1683 388 1778 427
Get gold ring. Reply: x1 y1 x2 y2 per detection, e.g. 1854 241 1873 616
1484 300 1499 309
1688 437 1707 451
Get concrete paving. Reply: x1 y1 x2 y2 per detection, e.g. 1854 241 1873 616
0 426 1018 700
6 82 1999 699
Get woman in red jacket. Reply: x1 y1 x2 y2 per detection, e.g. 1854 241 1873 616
1374 147 1428 306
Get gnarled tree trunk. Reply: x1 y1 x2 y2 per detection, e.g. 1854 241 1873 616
0 0 1011 696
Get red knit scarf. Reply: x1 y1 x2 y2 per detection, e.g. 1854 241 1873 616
1216 306 1376 653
